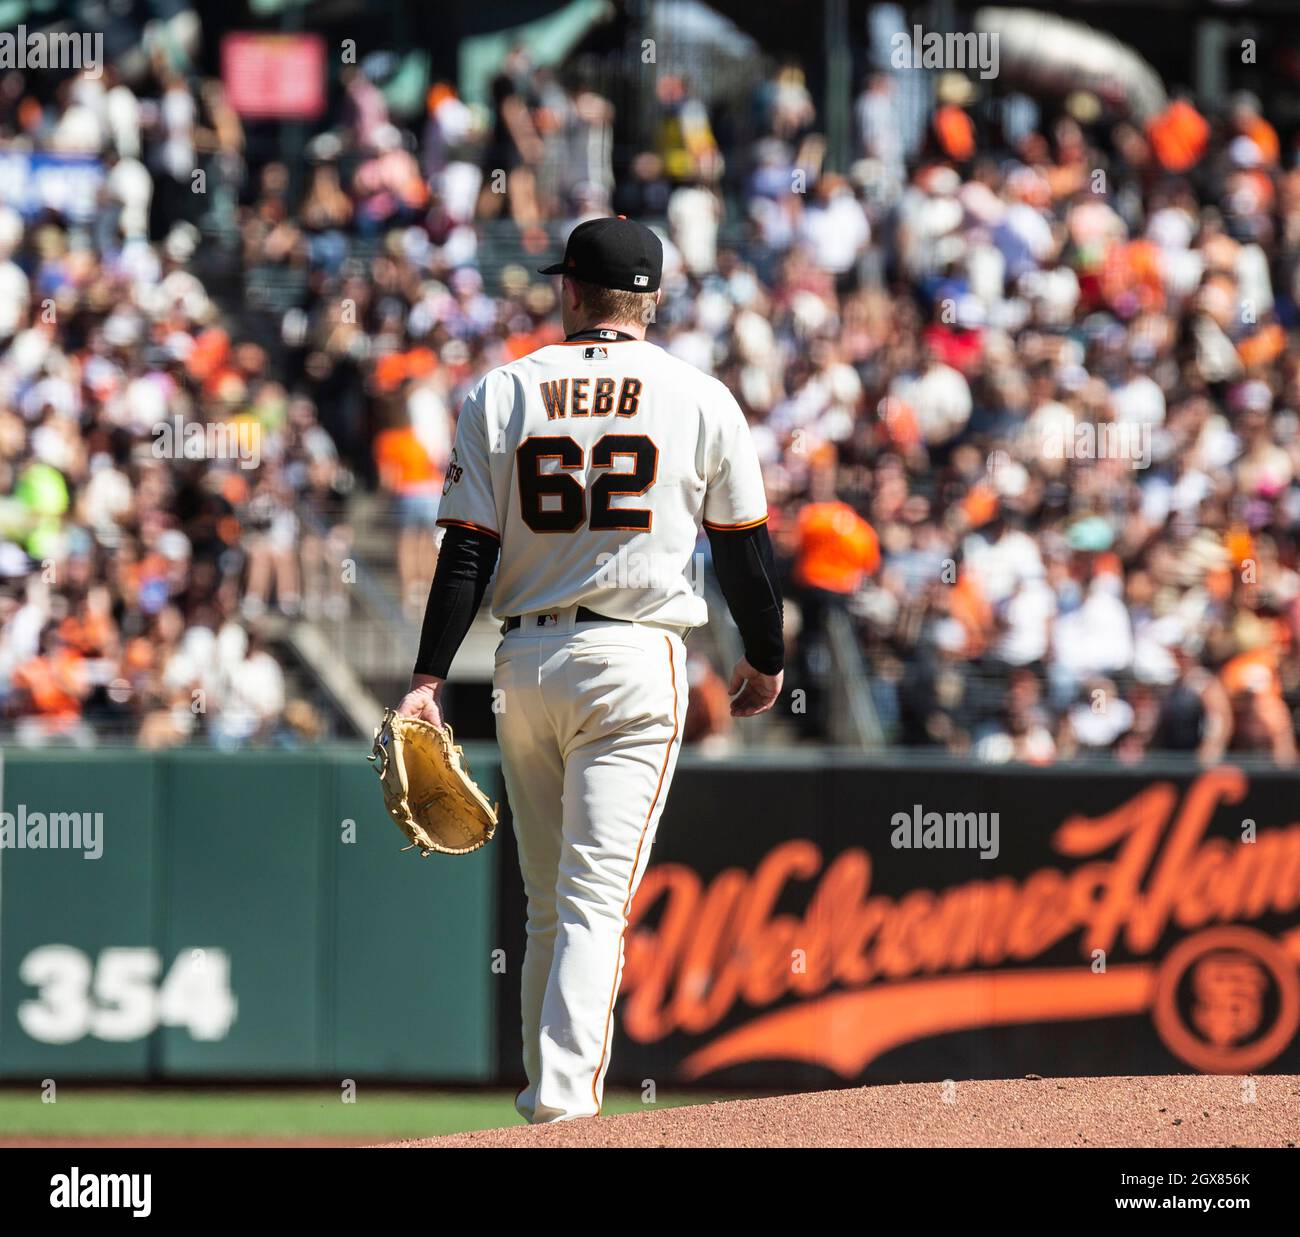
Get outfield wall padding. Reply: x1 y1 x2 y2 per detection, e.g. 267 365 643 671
2 751 1298 1085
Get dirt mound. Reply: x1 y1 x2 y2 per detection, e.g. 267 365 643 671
387 1075 1300 1149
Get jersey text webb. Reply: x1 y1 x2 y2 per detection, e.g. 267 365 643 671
540 376 643 420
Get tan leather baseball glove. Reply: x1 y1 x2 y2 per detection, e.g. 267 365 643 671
369 708 498 856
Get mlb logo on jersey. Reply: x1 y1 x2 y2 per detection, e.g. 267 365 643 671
585 346 608 360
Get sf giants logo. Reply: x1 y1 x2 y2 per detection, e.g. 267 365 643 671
620 767 1300 1077
442 451 463 495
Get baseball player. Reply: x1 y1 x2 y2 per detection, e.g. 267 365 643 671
395 217 784 1122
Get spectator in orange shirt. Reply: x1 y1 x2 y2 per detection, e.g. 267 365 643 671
794 500 881 595
374 419 443 615
932 103 975 164
1230 92 1280 166
12 626 92 746
791 469 880 738
1220 629 1295 766
1146 97 1209 173
58 586 119 659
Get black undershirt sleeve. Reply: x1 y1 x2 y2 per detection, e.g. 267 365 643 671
413 525 500 679
706 522 785 675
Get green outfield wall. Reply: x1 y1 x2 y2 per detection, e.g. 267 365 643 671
0 747 501 1080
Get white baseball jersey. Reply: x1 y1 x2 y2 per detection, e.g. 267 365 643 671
437 336 768 626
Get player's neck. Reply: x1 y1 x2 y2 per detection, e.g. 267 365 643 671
568 319 647 342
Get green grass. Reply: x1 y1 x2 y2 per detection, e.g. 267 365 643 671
0 1088 714 1139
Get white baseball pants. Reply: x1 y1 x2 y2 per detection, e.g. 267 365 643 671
494 610 685 1123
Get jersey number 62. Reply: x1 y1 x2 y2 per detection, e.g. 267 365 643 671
516 434 658 534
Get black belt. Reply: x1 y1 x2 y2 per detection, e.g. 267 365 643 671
503 606 628 632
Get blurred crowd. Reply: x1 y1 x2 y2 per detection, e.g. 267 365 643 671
0 39 348 746
5 19 1300 764
303 46 1300 765
759 77 1300 768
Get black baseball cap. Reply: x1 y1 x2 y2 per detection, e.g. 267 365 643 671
538 216 662 293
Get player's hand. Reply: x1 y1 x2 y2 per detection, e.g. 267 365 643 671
397 674 445 726
728 658 783 718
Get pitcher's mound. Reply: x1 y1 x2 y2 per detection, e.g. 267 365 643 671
387 1075 1300 1148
